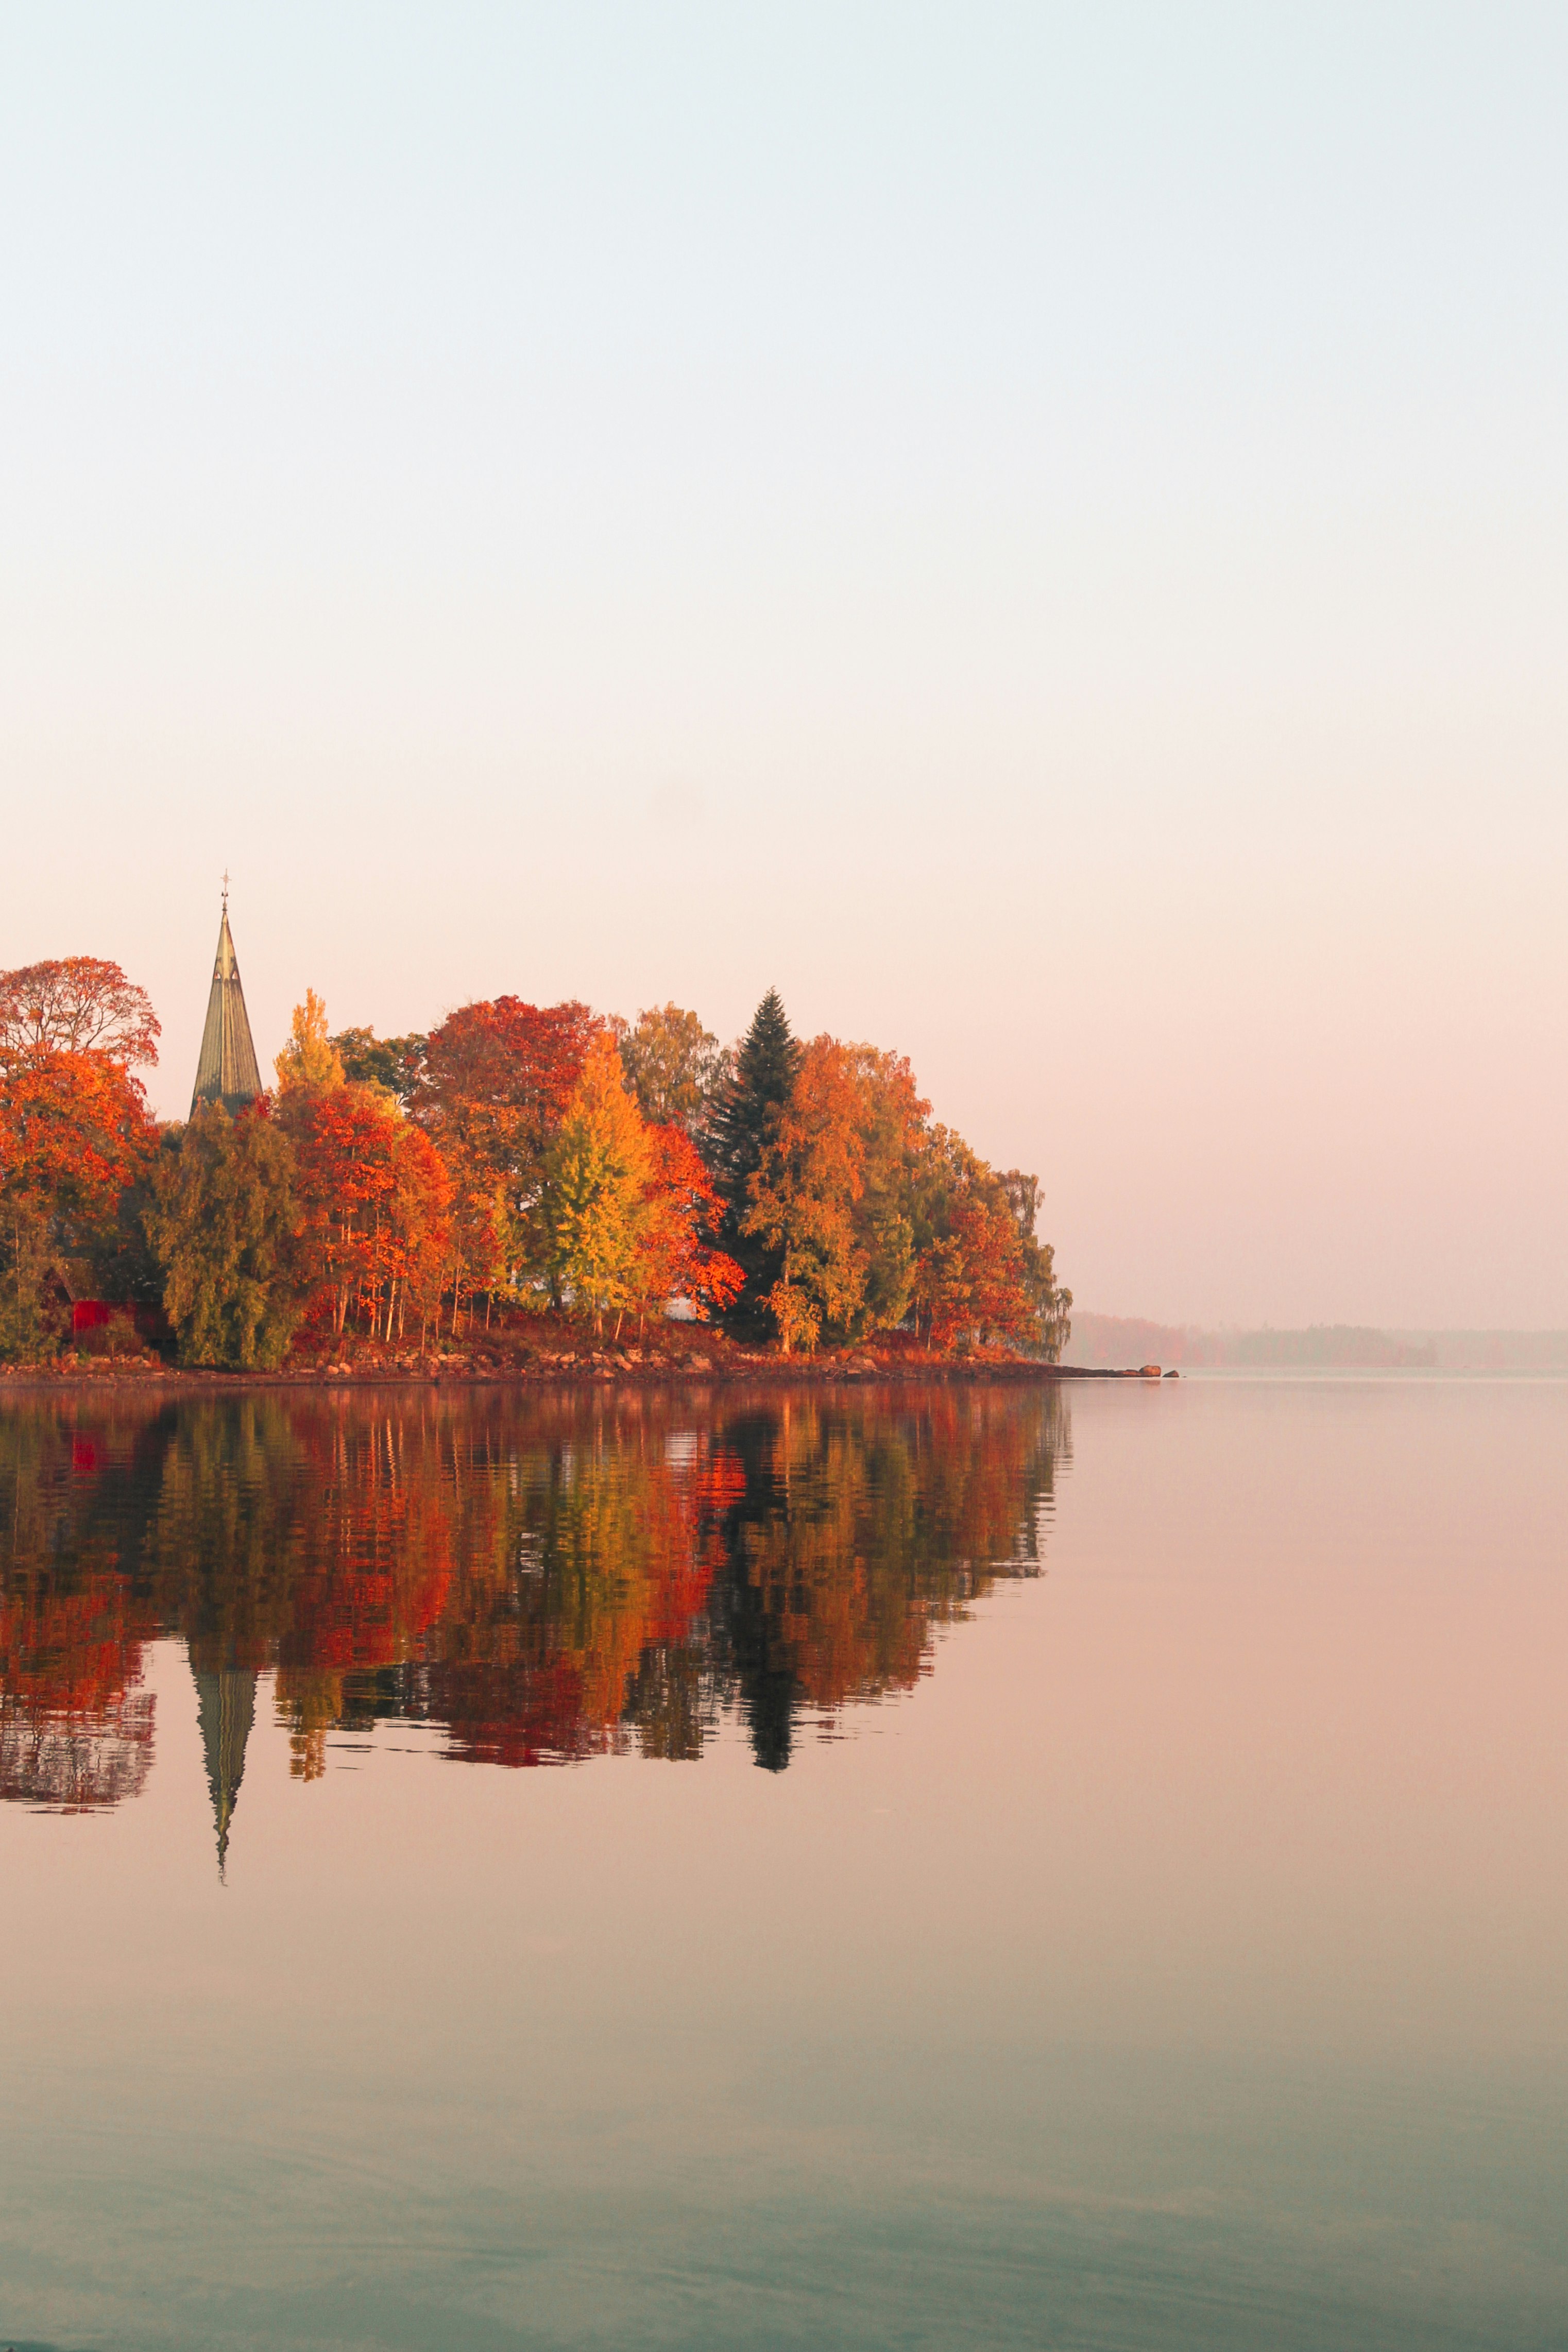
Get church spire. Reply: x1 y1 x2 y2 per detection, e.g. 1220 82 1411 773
191 880 264 1117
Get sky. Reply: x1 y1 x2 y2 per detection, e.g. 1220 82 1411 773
2 3 1564 1328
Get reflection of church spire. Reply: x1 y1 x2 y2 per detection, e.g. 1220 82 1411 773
190 877 264 1117
193 1666 257 1879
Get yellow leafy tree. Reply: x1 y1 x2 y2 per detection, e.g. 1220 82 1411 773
274 990 346 1095
541 1034 651 1336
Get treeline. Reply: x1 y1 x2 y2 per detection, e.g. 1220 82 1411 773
0 960 1069 1367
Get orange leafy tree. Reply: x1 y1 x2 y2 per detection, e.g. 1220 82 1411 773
287 1082 452 1343
0 1047 158 1357
0 956 161 1358
633 1123 743 1334
741 1036 869 1354
910 1134 1036 1350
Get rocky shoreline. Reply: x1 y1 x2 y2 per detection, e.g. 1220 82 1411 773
0 1347 1173 1393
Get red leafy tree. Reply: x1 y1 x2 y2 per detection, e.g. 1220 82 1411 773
912 1140 1035 1351
287 1083 452 1342
630 1123 744 1333
416 997 604 1314
0 958 160 1066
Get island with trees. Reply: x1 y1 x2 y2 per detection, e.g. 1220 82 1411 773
0 948 1070 1379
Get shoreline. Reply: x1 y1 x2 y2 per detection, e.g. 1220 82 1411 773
0 1356 1169 1395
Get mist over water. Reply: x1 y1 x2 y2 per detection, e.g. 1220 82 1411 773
2 1377 1564 2349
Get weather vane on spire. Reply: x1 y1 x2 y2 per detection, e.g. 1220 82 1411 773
221 868 230 908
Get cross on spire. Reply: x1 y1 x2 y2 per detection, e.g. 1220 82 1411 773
221 868 230 907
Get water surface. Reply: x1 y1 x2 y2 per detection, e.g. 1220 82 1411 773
2 1377 1564 2349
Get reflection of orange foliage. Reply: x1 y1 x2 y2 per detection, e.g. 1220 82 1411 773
428 1425 740 1766
729 1389 1059 1729
272 1411 455 1775
0 1571 155 1722
0 1546 157 1810
0 1384 1067 1796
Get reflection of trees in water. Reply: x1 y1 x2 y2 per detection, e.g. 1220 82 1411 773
711 1389 1068 1770
0 1402 160 1809
0 1688 154 1810
0 1384 1070 1816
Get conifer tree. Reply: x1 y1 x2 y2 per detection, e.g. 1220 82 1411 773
707 990 800 1338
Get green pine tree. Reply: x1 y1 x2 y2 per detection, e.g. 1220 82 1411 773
708 990 800 1338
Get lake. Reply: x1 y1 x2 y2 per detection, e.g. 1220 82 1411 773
1 1375 1564 2350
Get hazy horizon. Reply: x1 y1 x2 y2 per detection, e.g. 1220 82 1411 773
3 6 1564 1330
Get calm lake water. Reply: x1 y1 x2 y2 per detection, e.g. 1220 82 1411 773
2 1376 1564 2351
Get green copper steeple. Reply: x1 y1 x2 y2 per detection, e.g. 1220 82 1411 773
191 882 263 1118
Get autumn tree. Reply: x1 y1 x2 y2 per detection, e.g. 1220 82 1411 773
273 990 345 1094
384 1120 454 1343
841 1046 929 1338
284 1085 395 1338
0 958 160 1066
630 1124 743 1335
419 996 600 1183
707 990 799 1337
416 996 602 1310
0 963 161 1356
908 1134 1044 1352
741 1037 868 1354
146 1104 302 1368
539 1035 652 1336
619 1003 725 1136
284 1082 452 1343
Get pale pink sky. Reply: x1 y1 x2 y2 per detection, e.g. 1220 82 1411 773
2 9 1564 1326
